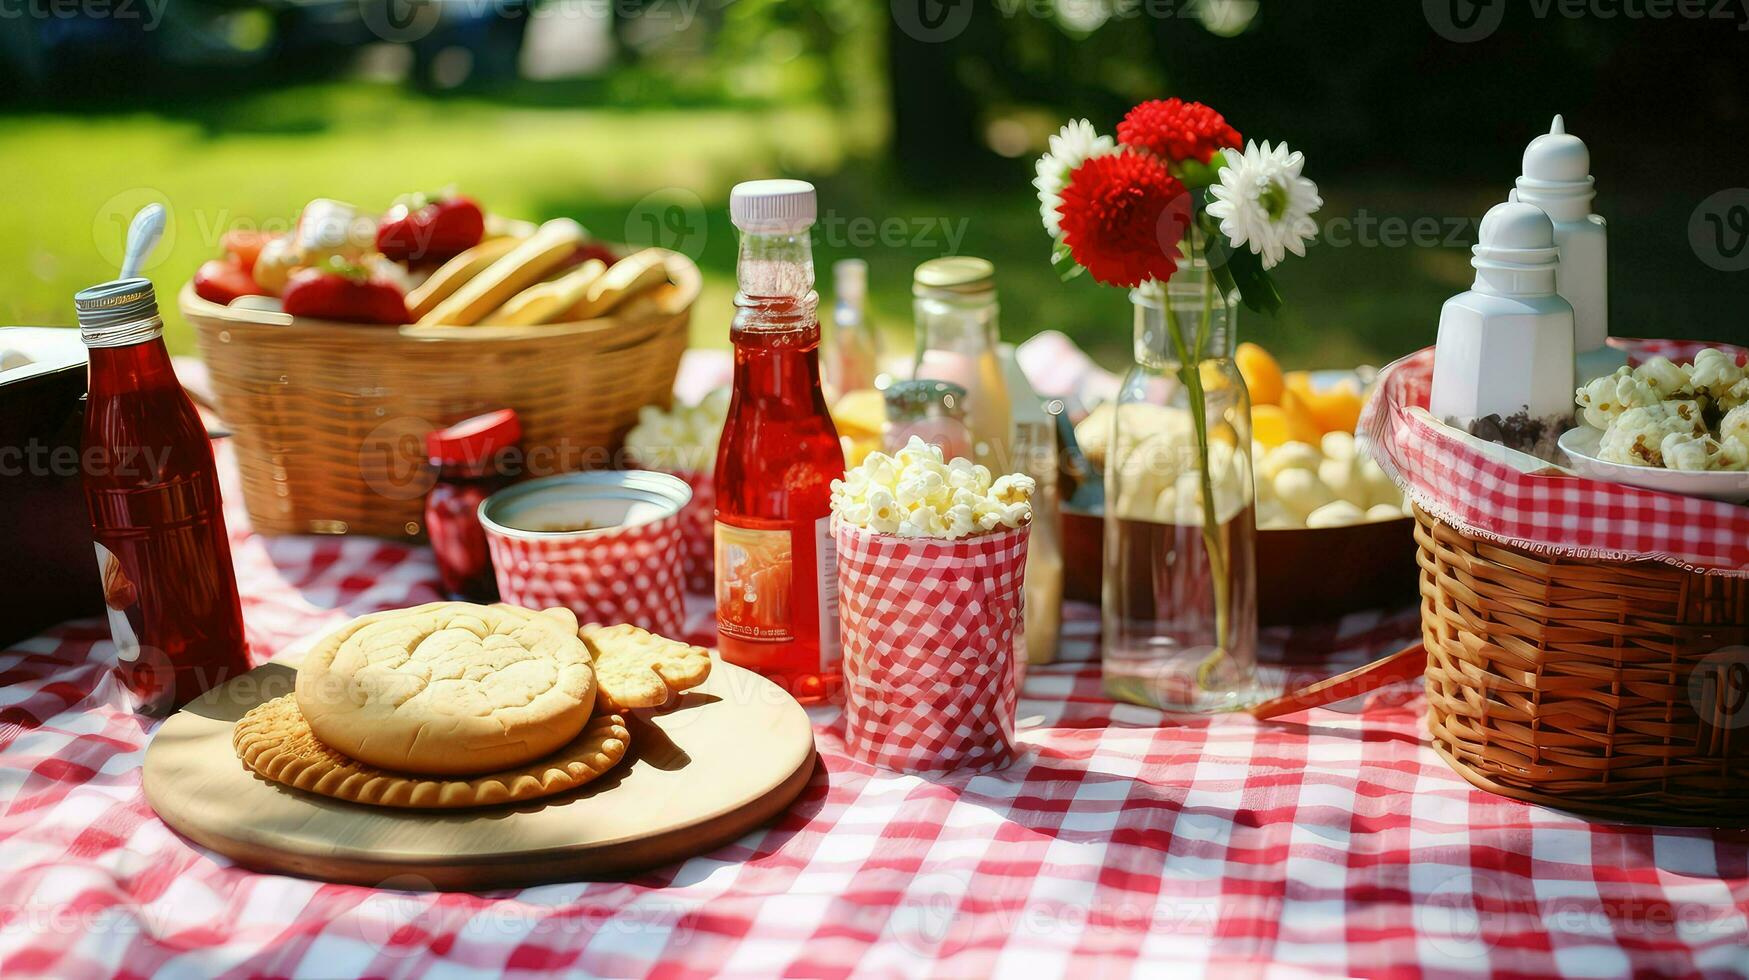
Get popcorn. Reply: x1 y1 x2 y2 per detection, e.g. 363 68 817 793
1719 377 1749 413
1634 356 1693 397
1690 348 1746 396
1576 368 1661 430
1717 436 1749 472
832 436 1033 539
1597 402 1707 467
625 388 730 473
1721 404 1749 447
1660 432 1721 472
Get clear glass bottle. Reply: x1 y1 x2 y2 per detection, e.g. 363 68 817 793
825 258 881 399
76 277 249 715
912 257 1012 474
1101 253 1259 712
714 179 845 704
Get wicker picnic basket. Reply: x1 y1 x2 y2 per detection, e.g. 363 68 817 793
1361 343 1749 827
1414 507 1748 826
181 250 700 539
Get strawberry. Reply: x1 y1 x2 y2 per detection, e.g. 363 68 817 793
376 192 486 264
192 259 264 305
281 258 409 325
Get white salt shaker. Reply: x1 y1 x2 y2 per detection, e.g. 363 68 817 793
1430 201 1576 461
1510 114 1626 383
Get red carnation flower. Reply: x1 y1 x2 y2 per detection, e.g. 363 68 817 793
1058 150 1190 288
1118 98 1241 166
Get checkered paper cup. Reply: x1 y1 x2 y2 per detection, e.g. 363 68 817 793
836 519 1030 774
480 472 688 637
666 468 716 595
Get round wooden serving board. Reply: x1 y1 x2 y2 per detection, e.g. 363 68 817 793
143 656 815 891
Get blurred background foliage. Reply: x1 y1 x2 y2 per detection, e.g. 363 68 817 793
2 0 1746 367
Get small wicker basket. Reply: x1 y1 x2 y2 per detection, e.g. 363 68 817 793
1415 505 1748 826
183 251 700 539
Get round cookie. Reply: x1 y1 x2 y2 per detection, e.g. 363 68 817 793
235 694 629 809
294 602 596 777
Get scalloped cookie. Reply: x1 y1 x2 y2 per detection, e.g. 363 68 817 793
235 694 628 809
580 624 712 711
294 602 596 777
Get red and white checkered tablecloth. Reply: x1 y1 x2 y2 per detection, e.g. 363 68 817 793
5 446 1749 978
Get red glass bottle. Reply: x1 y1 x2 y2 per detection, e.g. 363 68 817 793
76 278 249 715
714 179 845 703
424 409 521 601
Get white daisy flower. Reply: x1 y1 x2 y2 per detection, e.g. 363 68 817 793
1033 119 1118 237
1205 140 1322 269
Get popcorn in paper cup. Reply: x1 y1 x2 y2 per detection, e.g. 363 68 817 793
832 437 1036 774
831 436 1035 539
626 388 729 593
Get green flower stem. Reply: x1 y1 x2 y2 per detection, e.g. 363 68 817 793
1165 243 1232 691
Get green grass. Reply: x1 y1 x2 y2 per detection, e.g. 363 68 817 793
1 81 1465 372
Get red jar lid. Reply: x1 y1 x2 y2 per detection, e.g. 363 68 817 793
427 409 521 466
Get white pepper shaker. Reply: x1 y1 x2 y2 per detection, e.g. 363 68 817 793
1510 115 1626 383
1430 201 1576 462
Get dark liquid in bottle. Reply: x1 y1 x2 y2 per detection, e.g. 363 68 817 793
83 338 248 713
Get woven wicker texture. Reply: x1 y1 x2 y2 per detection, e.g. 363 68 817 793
1415 505 1749 826
182 252 698 539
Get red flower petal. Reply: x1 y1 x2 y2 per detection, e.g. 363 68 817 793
1118 98 1241 166
1058 151 1190 288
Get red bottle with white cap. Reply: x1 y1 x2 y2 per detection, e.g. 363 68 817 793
714 179 845 703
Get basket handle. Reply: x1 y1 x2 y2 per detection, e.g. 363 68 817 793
1249 642 1426 720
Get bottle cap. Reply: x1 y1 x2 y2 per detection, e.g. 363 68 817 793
730 179 816 234
1512 115 1595 213
74 277 162 348
1471 202 1561 296
913 256 994 300
427 409 522 468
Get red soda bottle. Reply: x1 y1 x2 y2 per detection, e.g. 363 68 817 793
76 278 249 715
714 179 845 703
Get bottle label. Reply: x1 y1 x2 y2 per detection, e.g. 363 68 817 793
815 515 841 672
715 522 798 644
714 516 843 674
94 541 141 663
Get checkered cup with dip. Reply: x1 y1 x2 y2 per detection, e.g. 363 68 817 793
832 437 1035 774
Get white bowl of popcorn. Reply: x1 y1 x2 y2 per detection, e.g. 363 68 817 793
1561 349 1749 503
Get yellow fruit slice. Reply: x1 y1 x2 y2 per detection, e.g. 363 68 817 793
1236 342 1284 406
1285 372 1364 435
1251 404 1292 448
1277 383 1327 443
833 388 885 438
